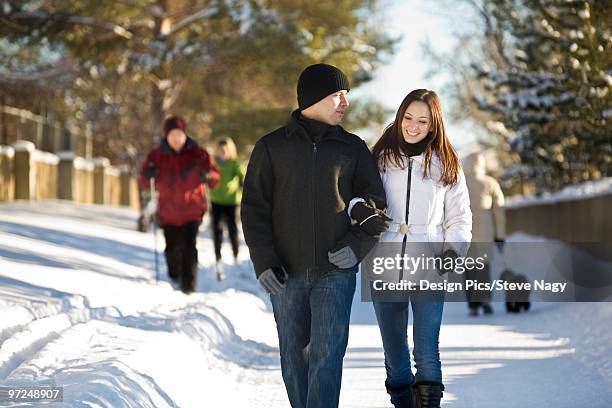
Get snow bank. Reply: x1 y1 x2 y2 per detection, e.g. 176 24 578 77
506 177 612 208
0 200 610 407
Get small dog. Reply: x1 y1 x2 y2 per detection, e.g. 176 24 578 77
499 270 531 313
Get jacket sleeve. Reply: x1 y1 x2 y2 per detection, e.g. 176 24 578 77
236 160 246 187
443 169 473 257
336 140 387 261
200 150 221 189
490 178 506 239
240 140 282 277
139 151 156 190
353 140 387 210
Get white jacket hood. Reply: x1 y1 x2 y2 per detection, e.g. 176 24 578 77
463 152 486 178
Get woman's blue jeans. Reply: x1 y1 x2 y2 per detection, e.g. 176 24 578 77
373 298 444 387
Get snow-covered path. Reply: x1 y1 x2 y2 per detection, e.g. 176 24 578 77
0 201 610 407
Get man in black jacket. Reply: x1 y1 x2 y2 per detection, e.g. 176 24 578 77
241 64 387 408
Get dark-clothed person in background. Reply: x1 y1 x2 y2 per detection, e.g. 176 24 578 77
140 116 220 294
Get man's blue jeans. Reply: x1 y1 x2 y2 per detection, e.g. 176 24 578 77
270 268 357 408
373 298 444 387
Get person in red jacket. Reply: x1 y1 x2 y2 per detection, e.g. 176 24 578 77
140 116 220 294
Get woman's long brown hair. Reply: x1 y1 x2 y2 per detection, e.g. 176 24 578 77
372 89 461 187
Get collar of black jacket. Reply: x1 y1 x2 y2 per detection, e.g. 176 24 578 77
160 136 198 154
286 109 350 144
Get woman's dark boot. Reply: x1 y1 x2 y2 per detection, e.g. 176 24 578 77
385 381 415 408
413 381 444 408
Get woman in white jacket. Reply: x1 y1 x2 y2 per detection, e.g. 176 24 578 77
349 89 471 408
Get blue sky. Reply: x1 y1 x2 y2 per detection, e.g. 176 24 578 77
352 0 480 152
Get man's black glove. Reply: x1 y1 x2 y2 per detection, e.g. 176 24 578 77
437 249 459 276
145 163 159 180
494 238 505 252
350 202 391 236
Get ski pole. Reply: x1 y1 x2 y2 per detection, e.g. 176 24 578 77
150 176 159 283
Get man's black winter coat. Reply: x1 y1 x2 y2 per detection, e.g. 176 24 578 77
241 111 386 280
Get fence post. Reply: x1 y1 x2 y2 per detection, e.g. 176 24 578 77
106 165 121 205
13 140 36 200
0 146 15 201
119 165 130 207
93 157 110 204
119 165 139 208
58 151 75 201
33 150 59 200
74 156 94 203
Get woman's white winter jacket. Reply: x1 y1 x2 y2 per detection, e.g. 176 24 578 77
370 153 472 257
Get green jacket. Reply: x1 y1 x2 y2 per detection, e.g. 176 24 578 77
210 158 245 205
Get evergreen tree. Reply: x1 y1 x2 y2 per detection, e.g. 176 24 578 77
1 0 396 166
427 0 610 192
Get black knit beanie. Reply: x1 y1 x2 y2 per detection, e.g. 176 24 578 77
297 64 351 110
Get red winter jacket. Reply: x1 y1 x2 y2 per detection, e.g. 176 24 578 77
140 138 220 226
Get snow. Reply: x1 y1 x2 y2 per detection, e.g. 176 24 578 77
506 177 612 207
0 146 14 158
32 150 60 165
0 200 611 407
92 158 110 167
12 141 36 153
105 166 121 177
2 2 11 15
169 4 219 36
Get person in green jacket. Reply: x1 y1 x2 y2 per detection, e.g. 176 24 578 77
209 137 245 280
